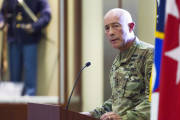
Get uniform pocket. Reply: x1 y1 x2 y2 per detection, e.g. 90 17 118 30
123 72 143 98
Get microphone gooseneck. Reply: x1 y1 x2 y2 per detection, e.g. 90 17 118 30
65 62 91 110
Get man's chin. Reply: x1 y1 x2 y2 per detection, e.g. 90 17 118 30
112 45 119 49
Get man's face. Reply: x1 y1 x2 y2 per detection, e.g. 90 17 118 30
104 13 129 50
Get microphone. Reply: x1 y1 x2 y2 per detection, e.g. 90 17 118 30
65 62 91 110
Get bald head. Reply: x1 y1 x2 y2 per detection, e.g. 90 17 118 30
104 8 133 24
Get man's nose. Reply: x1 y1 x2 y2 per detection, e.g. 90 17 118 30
109 27 115 36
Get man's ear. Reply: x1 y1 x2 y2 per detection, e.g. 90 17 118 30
128 22 135 32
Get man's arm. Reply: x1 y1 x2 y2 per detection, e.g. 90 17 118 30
89 98 113 118
31 0 51 32
120 99 150 120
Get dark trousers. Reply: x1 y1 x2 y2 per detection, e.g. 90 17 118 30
8 42 37 96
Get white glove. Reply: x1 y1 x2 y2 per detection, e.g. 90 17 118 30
0 21 4 29
80 112 92 116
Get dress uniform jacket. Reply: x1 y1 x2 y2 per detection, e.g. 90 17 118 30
0 0 51 43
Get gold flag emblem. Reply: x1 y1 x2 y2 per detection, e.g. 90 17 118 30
16 12 23 21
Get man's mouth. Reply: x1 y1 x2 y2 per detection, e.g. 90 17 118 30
111 39 118 42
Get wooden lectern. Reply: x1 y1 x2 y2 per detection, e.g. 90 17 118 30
28 103 100 120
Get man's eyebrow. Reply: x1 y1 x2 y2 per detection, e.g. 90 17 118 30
105 22 120 26
111 22 120 25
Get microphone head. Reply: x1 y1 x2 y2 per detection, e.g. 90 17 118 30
85 62 91 67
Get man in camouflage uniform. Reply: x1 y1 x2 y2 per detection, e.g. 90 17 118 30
82 8 154 120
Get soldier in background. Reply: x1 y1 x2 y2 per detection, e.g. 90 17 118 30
82 8 154 120
0 0 51 96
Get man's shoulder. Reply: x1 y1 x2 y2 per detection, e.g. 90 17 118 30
137 40 154 50
134 39 154 57
131 39 154 60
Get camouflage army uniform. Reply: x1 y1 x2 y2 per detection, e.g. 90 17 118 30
90 38 154 120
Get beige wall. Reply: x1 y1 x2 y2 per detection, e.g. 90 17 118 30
82 0 104 112
67 0 75 97
37 0 59 96
138 0 156 44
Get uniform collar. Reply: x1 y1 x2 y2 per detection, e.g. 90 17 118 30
114 37 140 66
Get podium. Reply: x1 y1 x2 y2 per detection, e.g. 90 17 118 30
28 103 99 120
